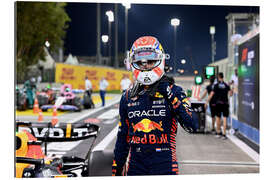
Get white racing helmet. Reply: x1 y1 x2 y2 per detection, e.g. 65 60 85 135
128 36 166 85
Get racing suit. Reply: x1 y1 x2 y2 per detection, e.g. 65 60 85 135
112 76 199 175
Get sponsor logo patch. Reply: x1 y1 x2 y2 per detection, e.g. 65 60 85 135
132 118 163 133
128 109 166 118
155 92 164 98
128 102 140 107
131 134 168 144
152 105 166 108
153 99 165 105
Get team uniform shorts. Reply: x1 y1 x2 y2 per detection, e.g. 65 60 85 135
216 103 229 117
209 104 217 117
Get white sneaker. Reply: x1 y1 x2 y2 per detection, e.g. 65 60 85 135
215 132 222 138
221 135 228 140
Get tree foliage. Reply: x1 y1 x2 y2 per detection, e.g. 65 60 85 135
16 2 70 81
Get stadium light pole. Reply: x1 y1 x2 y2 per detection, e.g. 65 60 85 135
114 4 119 68
210 26 216 63
97 3 101 65
171 18 180 75
122 2 131 54
101 35 109 65
106 11 114 66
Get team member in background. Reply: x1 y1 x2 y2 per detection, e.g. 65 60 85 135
112 36 199 176
120 75 132 93
99 77 109 107
198 75 217 134
23 78 37 108
85 76 92 97
37 75 42 87
205 72 232 140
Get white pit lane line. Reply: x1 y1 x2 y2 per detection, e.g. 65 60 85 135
67 96 121 123
205 115 259 163
97 109 119 119
227 133 259 164
179 160 259 167
92 125 119 152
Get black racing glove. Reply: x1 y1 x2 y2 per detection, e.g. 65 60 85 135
157 81 175 102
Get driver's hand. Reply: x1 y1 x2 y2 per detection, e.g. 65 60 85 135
157 82 173 100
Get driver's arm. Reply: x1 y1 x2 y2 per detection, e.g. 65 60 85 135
171 85 199 133
206 91 214 104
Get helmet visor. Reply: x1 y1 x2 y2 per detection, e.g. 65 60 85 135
131 50 162 71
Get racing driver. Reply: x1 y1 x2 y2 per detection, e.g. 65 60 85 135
112 36 199 176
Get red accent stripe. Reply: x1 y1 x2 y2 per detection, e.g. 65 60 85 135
126 119 130 143
126 119 131 176
170 118 178 173
171 125 177 132
196 86 201 98
153 67 163 77
133 70 140 79
192 85 201 98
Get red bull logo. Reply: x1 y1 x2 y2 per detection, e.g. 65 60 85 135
155 92 164 98
131 134 168 144
132 118 163 133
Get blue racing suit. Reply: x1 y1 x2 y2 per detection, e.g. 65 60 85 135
112 79 199 176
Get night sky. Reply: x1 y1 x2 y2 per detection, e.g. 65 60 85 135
64 2 259 74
